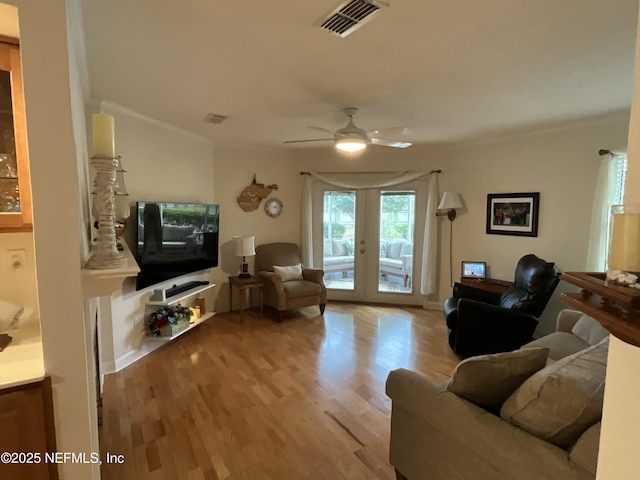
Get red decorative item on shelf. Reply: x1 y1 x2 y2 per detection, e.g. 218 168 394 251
147 303 193 337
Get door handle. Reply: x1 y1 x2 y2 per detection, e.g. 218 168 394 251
360 240 366 245
360 248 366 254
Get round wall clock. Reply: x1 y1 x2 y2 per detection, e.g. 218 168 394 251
265 197 283 218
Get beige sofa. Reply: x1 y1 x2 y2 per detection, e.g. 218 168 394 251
386 309 609 480
380 239 413 287
322 238 354 276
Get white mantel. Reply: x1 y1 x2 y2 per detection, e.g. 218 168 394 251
81 241 140 299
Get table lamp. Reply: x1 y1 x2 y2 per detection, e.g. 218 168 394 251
234 235 255 278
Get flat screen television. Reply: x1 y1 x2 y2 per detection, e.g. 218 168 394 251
135 202 219 290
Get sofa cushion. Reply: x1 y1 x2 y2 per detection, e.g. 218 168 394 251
332 239 348 257
572 314 609 346
273 263 303 282
446 347 549 412
522 331 590 362
385 240 404 259
569 421 601 475
500 338 608 449
282 280 321 299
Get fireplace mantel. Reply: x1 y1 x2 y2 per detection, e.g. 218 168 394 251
561 272 640 348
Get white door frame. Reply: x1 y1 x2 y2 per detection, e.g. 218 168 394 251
313 180 426 305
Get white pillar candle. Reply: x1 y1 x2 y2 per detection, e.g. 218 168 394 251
92 113 115 157
609 210 640 272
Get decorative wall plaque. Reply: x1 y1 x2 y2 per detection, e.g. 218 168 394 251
236 174 278 212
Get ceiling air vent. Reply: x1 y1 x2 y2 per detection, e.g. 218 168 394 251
320 0 383 38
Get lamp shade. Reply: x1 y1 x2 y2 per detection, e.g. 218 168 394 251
233 235 255 257
438 192 464 210
335 136 367 153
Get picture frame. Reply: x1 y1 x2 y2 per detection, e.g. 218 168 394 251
486 192 539 237
461 261 487 279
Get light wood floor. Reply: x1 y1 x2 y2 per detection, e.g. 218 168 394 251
100 303 459 480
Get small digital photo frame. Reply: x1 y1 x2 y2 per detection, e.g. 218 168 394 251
461 261 487 279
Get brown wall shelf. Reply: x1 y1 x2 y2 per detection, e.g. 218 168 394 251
561 272 640 348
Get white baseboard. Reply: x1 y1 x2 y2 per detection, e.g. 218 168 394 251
424 301 442 310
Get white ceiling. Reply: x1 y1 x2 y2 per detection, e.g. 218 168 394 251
81 0 638 149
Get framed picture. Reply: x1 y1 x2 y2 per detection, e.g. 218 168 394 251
486 192 539 237
461 261 487 279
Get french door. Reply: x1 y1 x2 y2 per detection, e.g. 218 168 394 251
312 181 426 305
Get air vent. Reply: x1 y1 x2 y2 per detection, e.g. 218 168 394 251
321 0 382 38
203 113 228 125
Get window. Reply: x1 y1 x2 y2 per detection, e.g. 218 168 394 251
587 152 627 270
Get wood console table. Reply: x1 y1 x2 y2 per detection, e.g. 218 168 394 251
228 275 264 322
560 272 640 348
460 277 512 295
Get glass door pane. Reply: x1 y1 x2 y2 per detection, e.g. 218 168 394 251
322 191 356 290
377 191 415 293
0 69 20 213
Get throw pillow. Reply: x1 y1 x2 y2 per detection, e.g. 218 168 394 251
500 338 608 449
571 314 609 346
273 264 303 282
446 347 549 412
332 240 348 257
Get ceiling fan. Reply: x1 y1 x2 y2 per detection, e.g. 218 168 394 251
284 108 412 152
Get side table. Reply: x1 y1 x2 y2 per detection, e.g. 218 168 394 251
459 277 512 295
228 275 264 322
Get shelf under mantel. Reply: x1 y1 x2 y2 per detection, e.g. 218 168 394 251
560 272 640 348
81 241 140 299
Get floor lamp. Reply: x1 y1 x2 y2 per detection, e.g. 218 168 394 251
436 192 464 286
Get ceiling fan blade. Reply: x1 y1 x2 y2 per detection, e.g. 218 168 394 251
367 126 410 137
306 126 337 136
370 137 412 148
283 138 333 144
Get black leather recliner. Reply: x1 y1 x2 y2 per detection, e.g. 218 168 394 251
443 254 560 358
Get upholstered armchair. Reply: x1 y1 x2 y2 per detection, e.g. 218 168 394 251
443 254 560 357
255 242 327 321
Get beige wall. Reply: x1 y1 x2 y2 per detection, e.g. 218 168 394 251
211 144 300 311
296 115 629 334
596 4 640 478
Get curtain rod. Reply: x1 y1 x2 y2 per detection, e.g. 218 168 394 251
299 169 442 175
599 149 613 156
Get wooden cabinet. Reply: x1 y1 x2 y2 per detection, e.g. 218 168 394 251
0 378 58 480
0 40 32 231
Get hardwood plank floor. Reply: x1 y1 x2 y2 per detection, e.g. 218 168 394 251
100 303 459 480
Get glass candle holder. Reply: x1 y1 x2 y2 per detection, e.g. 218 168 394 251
607 204 640 288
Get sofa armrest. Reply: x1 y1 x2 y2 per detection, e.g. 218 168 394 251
401 254 413 273
386 369 590 480
258 271 284 292
452 282 501 304
556 309 584 333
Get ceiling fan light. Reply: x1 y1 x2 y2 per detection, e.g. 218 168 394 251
335 137 367 152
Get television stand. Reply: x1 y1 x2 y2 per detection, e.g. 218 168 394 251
166 280 209 298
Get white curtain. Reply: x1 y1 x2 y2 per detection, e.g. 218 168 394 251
300 175 313 267
300 170 440 297
422 173 439 294
586 153 619 271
